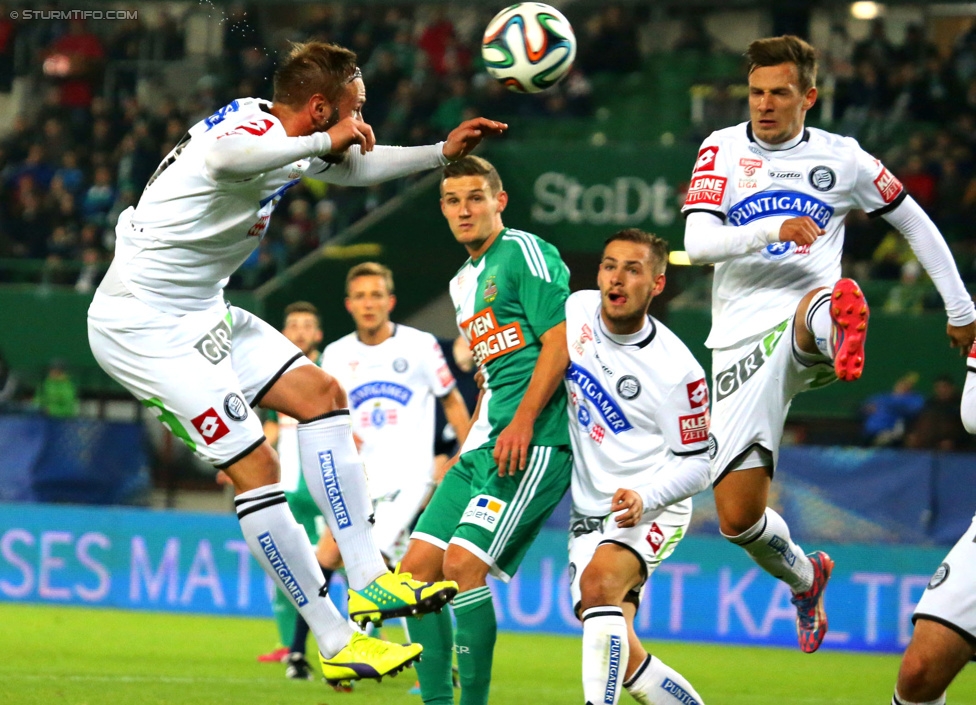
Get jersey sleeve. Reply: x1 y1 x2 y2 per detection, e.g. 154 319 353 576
681 134 733 220
516 237 571 336
849 141 907 218
421 334 457 398
655 367 711 456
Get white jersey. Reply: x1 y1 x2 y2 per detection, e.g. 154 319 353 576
565 290 710 516
682 122 907 349
320 325 456 499
109 97 445 314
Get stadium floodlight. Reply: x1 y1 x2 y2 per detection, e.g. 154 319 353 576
850 2 882 20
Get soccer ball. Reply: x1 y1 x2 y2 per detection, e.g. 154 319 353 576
481 3 577 94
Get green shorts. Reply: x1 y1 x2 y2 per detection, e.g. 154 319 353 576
412 445 571 582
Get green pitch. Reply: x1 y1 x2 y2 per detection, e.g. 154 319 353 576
1 603 975 704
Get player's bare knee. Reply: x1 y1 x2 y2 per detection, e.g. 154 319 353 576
400 540 444 583
579 565 623 609
224 442 280 492
896 649 937 699
443 547 489 592
718 508 764 539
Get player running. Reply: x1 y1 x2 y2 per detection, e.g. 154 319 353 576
567 230 709 705
399 155 573 705
87 41 505 684
681 35 976 654
891 344 976 705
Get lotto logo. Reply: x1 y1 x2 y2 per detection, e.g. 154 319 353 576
646 522 665 553
874 167 904 204
686 379 709 408
191 408 229 445
679 412 709 444
218 118 274 139
437 364 455 388
685 175 727 207
694 146 719 172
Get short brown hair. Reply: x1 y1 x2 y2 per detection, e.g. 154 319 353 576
604 229 669 277
283 301 320 326
346 262 394 294
441 156 503 197
746 35 818 92
273 42 359 108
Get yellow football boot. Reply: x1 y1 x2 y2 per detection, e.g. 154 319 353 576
348 563 458 627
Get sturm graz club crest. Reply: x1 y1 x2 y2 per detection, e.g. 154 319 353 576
708 433 719 459
223 392 248 421
808 166 836 192
927 562 950 589
393 358 408 373
616 375 641 400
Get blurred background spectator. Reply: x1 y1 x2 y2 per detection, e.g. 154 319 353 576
33 359 79 418
861 371 925 447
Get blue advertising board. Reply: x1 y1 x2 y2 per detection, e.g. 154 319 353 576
0 502 949 653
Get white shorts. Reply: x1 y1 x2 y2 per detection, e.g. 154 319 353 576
88 290 310 467
371 480 433 564
913 513 976 645
568 500 692 613
709 316 834 483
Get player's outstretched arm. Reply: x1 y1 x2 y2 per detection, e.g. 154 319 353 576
494 321 568 477
204 128 333 181
684 211 788 264
441 118 508 161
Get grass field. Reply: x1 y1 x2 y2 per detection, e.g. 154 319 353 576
2 604 975 704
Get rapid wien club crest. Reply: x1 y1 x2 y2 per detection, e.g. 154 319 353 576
483 275 498 303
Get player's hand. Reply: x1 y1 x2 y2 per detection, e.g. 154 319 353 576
215 470 234 487
474 367 486 390
494 413 533 476
778 217 824 246
442 118 508 161
947 321 976 356
612 488 643 528
326 116 376 155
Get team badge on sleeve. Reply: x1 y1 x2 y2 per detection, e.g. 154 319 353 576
873 167 904 204
685 175 727 207
694 146 719 173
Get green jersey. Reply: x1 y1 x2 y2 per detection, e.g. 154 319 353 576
450 227 570 450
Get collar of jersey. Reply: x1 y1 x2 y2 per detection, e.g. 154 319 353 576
598 314 656 348
467 227 506 266
746 122 810 152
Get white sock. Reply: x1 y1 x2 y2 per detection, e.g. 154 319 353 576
723 508 814 592
297 411 387 590
624 653 707 705
804 289 834 359
893 690 946 705
581 606 629 705
235 484 352 657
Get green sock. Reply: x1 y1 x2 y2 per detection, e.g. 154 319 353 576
453 586 496 705
406 609 454 705
271 588 296 647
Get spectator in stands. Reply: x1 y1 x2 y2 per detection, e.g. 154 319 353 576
33 359 79 418
0 4 16 93
861 371 925 447
883 260 928 315
906 375 969 451
579 6 642 74
44 20 105 125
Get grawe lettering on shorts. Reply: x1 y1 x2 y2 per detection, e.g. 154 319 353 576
714 346 765 402
727 190 834 229
348 381 413 407
461 307 526 366
318 451 351 529
566 362 633 433
660 678 700 705
605 635 622 704
258 531 307 606
193 318 232 365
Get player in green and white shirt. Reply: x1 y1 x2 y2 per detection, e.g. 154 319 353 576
400 156 573 705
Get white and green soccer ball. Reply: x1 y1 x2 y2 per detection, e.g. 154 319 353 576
481 3 577 94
